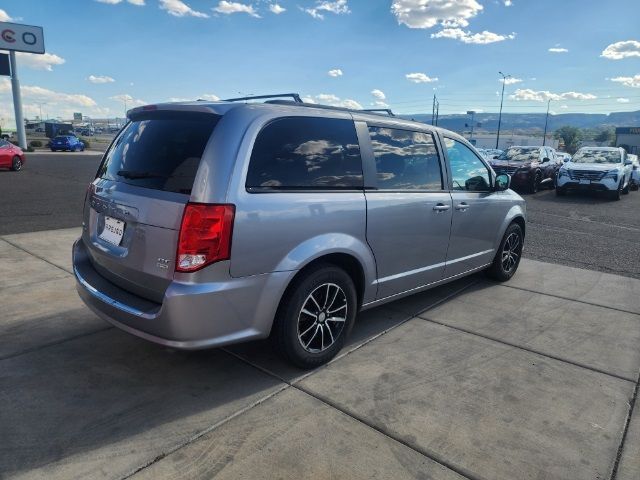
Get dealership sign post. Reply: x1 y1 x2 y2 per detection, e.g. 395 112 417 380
0 22 45 149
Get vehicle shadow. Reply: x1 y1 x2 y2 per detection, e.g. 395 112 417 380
528 188 619 204
1 274 481 478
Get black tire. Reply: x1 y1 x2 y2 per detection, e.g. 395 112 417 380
272 264 358 369
555 186 566 196
528 171 541 194
622 181 630 194
485 223 524 282
631 182 639 191
10 156 22 171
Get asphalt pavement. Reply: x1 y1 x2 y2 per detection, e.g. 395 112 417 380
1 152 639 279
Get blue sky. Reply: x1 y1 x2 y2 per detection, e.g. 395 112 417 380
1 0 640 126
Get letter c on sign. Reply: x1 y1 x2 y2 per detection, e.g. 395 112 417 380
22 32 37 45
1 29 15 43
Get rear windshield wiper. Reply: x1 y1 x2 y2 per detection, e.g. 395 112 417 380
117 170 169 179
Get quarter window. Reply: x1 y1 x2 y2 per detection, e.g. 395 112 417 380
246 117 363 189
368 127 443 190
444 138 491 191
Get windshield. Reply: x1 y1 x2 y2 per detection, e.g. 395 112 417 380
572 149 621 164
97 111 220 194
497 147 540 162
54 136 69 141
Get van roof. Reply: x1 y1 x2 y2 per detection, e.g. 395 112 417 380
126 98 446 136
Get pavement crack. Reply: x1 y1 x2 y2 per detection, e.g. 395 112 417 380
609 367 640 480
0 237 73 275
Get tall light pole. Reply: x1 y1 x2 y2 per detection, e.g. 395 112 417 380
466 110 477 142
542 99 551 146
496 71 510 149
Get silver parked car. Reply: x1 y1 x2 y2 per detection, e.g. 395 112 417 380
73 95 526 368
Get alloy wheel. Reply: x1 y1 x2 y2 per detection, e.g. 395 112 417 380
501 232 521 273
297 283 347 353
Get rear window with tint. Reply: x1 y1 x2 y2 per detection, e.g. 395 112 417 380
97 111 219 194
246 117 363 190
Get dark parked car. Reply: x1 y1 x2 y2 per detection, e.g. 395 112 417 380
489 146 561 193
50 135 85 152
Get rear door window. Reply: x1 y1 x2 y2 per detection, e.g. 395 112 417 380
368 127 443 190
97 111 219 194
246 117 363 190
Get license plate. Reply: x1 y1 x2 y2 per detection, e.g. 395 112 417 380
99 216 125 246
579 179 590 185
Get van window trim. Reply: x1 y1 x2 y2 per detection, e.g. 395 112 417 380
362 122 449 193
244 115 366 193
441 135 495 192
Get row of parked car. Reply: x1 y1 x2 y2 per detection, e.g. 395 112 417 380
477 145 639 200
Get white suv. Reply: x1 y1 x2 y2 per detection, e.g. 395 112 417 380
556 147 633 200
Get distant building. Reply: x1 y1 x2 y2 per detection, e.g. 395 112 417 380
615 127 640 154
467 133 559 150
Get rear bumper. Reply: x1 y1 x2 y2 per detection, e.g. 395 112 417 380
73 238 290 349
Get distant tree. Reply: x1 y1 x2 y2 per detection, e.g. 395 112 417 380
594 128 614 145
554 126 583 154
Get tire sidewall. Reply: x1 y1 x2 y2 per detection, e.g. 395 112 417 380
276 266 357 368
11 156 22 171
489 223 523 281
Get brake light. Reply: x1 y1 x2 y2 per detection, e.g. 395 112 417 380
176 203 235 272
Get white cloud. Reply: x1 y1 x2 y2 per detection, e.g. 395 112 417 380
110 94 146 106
610 74 640 88
500 77 522 85
269 3 285 14
504 0 512 6
431 27 515 44
617 97 630 103
561 91 597 100
391 0 482 29
15 52 65 71
0 8 12 21
328 68 343 77
406 72 438 83
548 47 568 53
560 105 568 109
199 93 220 101
304 0 350 20
371 89 386 100
214 1 260 17
601 40 640 60
88 75 115 84
373 100 389 108
95 0 145 4
308 93 363 109
510 89 597 102
160 0 209 17
0 82 97 108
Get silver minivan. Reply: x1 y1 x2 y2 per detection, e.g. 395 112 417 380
73 95 526 368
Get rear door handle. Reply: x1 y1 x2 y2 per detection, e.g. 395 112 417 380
455 202 469 211
433 203 450 212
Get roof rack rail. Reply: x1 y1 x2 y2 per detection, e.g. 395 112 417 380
361 108 395 117
222 93 303 103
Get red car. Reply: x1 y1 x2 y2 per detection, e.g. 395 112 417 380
0 139 25 171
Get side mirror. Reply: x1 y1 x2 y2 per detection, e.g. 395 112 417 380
492 155 499 159
563 158 570 163
624 159 632 166
542 157 550 163
495 173 510 191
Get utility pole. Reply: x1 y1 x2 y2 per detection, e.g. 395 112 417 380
542 99 551 146
435 100 439 126
496 71 510 150
466 110 476 142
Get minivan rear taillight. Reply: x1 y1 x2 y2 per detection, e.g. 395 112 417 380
176 203 235 272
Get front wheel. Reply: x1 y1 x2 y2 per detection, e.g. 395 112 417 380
11 156 22 171
556 186 566 196
609 181 622 201
622 180 630 194
485 223 524 282
528 171 541 194
272 264 357 369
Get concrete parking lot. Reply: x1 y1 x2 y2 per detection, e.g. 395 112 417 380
1 153 639 479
